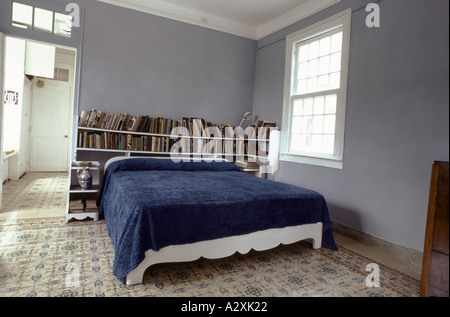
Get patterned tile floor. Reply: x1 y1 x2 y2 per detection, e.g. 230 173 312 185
0 214 420 297
0 173 422 297
1 172 68 212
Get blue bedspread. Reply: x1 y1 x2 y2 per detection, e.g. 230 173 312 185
98 158 337 283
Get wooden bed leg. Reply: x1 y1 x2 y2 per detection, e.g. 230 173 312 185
125 265 146 285
312 238 322 249
311 223 323 249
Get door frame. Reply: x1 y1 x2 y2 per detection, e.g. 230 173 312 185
1 35 78 209
0 32 4 209
0 0 84 210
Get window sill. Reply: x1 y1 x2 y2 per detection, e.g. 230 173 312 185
280 153 343 169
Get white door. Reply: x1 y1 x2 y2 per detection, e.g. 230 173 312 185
30 79 71 171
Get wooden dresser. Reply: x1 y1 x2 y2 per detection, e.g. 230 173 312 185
420 161 449 297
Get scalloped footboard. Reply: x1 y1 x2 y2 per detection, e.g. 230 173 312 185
125 222 323 285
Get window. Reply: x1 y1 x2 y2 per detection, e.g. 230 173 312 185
54 12 73 38
34 8 54 33
11 2 32 29
11 2 73 38
281 9 351 169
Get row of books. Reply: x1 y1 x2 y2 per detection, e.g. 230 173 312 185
78 132 174 153
77 131 268 155
78 109 278 139
79 109 178 135
69 199 97 213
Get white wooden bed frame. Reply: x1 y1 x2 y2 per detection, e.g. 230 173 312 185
125 223 323 285
103 156 324 285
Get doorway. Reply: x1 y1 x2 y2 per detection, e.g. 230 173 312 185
1 35 76 211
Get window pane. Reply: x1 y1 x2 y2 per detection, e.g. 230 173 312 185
325 94 337 113
318 56 330 75
12 2 33 29
292 99 303 116
303 98 313 115
312 116 323 134
319 37 331 56
318 75 329 90
323 135 335 154
312 135 323 153
307 77 318 92
297 62 308 79
331 32 343 53
313 96 325 115
309 41 319 59
297 79 307 93
54 13 72 37
290 134 301 152
307 59 318 77
301 134 312 152
330 52 341 72
57 68 70 82
298 44 309 62
34 8 53 33
329 72 340 89
291 117 302 133
301 116 313 133
323 115 336 134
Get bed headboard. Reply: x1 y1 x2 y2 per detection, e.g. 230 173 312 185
104 130 281 179
104 156 231 171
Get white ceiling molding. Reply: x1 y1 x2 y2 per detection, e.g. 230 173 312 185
97 0 340 40
256 0 341 39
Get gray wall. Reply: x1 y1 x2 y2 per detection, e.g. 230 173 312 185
78 0 255 126
252 0 449 251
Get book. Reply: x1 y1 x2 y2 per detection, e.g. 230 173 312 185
69 199 84 213
85 199 98 212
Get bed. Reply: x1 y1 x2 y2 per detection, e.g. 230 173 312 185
98 157 337 285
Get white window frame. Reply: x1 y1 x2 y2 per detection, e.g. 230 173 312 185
11 1 73 38
281 9 351 169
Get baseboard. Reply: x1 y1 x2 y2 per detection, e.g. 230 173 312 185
331 221 423 268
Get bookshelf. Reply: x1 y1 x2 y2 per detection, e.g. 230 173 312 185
75 109 278 171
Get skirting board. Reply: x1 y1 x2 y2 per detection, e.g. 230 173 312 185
332 221 423 269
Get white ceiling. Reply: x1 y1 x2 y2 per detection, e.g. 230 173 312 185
97 0 340 40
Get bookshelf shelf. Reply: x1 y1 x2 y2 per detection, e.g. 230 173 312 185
76 146 268 161
69 184 100 193
77 126 268 142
